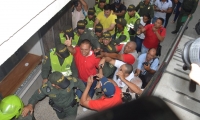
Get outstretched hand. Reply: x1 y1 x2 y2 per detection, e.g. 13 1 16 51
64 35 72 47
22 104 33 117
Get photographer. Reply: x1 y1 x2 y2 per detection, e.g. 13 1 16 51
72 0 88 30
135 48 159 88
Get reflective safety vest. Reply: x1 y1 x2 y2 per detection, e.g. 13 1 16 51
94 5 103 16
50 48 73 76
116 27 130 43
125 12 140 30
85 17 94 29
59 32 66 44
73 32 80 46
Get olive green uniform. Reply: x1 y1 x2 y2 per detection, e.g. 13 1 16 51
174 0 199 32
28 77 85 120
17 113 35 120
41 52 78 79
135 1 154 19
74 28 100 49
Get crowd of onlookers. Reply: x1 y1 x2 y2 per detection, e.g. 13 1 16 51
1 0 199 120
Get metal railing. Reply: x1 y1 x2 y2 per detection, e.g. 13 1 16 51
141 16 192 96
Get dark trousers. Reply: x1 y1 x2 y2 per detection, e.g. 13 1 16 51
173 2 182 22
135 36 144 52
165 12 172 28
56 104 78 120
175 11 189 32
139 73 154 88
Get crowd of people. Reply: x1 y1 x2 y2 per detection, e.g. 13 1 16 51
0 0 198 120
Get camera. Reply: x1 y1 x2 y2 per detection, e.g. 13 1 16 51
182 38 200 70
142 62 149 66
72 0 79 7
182 38 200 92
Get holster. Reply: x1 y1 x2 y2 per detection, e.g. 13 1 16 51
49 99 64 113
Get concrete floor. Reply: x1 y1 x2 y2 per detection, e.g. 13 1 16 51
22 0 200 120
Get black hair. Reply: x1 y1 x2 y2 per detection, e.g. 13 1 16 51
124 64 133 75
104 4 111 10
143 14 151 25
80 39 92 46
157 18 164 25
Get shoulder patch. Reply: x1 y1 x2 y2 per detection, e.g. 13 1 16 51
67 76 73 80
67 87 71 92
49 94 56 98
72 77 77 82
42 56 48 64
42 84 47 89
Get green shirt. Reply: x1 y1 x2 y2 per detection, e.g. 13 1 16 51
135 1 154 19
28 77 85 108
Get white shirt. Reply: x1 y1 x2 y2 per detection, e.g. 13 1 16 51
137 17 146 39
113 60 135 88
154 0 172 19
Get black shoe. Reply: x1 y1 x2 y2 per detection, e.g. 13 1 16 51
171 30 178 34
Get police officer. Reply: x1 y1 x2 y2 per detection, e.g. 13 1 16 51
135 0 154 19
42 44 78 84
0 95 35 120
115 18 130 43
58 26 77 46
85 8 96 29
94 23 104 44
94 0 106 16
74 20 101 50
22 72 86 120
171 0 199 34
124 4 141 41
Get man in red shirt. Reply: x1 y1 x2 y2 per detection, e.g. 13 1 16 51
139 18 166 54
80 70 123 111
65 36 100 98
98 41 138 65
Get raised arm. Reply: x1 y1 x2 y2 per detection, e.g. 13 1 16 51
64 35 76 54
80 0 88 11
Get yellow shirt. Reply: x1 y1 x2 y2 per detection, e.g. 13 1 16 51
97 11 117 35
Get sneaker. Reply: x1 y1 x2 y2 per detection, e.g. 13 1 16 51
171 30 178 34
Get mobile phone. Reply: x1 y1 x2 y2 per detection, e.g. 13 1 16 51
93 76 99 79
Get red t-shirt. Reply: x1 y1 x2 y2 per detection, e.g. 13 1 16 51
143 24 166 49
88 86 122 111
116 44 135 65
73 47 100 82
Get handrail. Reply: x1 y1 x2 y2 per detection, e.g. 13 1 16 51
141 16 191 96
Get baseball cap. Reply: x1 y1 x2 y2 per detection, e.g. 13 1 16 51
49 71 70 89
127 4 136 11
99 0 106 3
55 44 70 58
77 20 86 29
64 26 74 39
114 0 121 5
103 32 111 39
88 8 95 15
95 23 103 33
100 77 115 97
115 18 127 26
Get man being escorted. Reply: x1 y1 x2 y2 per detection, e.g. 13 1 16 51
135 48 159 88
22 72 85 120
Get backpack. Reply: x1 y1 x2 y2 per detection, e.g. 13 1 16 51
195 19 200 35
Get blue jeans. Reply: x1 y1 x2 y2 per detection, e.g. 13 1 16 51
141 44 149 54
135 36 144 52
152 17 165 26
76 80 97 99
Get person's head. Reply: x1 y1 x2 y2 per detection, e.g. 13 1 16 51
88 8 95 20
154 18 164 28
127 4 136 17
118 63 133 77
123 41 136 54
55 44 70 58
80 39 92 56
102 32 112 46
95 23 103 37
104 4 112 17
49 71 70 89
100 77 115 97
98 0 106 9
144 0 150 5
115 18 127 30
143 14 151 25
64 26 74 39
0 95 24 119
75 1 82 12
77 20 87 34
146 48 157 62
114 0 121 8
